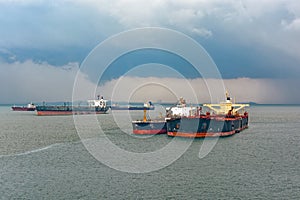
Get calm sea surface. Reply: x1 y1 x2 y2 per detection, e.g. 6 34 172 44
0 106 299 199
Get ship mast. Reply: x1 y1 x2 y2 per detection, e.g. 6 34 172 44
143 108 147 122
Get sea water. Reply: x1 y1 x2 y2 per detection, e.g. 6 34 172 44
0 105 299 199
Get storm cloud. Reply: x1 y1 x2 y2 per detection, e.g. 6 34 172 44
0 0 300 103
1 61 299 104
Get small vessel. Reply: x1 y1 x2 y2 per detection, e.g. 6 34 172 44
166 92 249 138
12 103 36 111
132 109 166 135
132 97 197 135
36 96 109 116
110 101 154 110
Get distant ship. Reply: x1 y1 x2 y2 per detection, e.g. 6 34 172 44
36 96 109 116
110 101 154 110
132 97 197 135
12 103 36 111
166 92 249 138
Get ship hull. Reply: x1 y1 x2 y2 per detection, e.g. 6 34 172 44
132 121 167 135
12 107 36 111
166 115 248 138
111 106 154 110
36 106 109 116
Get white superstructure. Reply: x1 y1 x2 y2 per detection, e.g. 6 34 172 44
87 96 107 108
166 97 197 118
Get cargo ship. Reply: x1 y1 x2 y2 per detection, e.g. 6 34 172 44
132 120 167 134
110 101 154 110
36 96 109 116
132 97 198 135
166 92 249 138
132 109 166 134
12 103 36 111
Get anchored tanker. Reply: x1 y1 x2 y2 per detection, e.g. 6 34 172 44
131 106 166 134
110 101 154 110
36 96 109 116
166 92 249 138
132 97 198 135
12 103 36 111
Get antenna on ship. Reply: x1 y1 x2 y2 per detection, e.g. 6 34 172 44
226 90 230 101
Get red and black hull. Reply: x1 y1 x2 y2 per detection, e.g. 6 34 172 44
36 105 109 116
36 110 108 116
12 107 36 111
166 115 248 138
110 106 154 110
132 121 167 135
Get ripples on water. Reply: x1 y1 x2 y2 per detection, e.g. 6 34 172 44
0 106 299 199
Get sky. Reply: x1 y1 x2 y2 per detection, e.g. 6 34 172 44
0 0 300 104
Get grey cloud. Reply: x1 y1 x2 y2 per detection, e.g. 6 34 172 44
0 60 299 104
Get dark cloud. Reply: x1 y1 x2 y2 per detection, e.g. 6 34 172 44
1 0 299 79
1 61 299 104
0 0 300 103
